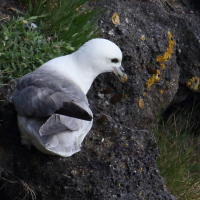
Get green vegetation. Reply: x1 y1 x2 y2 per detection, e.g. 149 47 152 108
154 106 200 199
0 0 104 83
0 17 72 83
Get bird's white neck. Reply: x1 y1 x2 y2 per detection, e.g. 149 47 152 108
41 53 100 95
67 65 98 95
69 53 102 94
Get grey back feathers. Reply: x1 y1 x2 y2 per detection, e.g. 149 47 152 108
13 70 92 120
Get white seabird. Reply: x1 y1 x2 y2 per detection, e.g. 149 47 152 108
13 38 127 157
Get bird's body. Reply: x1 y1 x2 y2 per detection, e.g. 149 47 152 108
13 38 127 157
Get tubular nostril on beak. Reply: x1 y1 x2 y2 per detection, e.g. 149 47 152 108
113 66 128 83
120 66 124 71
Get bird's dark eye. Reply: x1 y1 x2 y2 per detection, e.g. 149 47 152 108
111 58 119 63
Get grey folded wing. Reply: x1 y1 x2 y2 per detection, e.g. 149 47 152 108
18 115 87 156
39 114 80 136
13 72 92 121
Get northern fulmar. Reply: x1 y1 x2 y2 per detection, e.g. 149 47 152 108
13 38 127 157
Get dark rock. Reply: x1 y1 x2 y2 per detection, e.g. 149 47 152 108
0 123 175 200
1 0 200 199
89 0 180 130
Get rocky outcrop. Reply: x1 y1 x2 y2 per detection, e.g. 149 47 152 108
0 122 175 199
1 0 200 199
89 0 180 130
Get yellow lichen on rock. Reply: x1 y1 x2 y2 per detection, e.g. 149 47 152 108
160 89 164 94
157 55 167 63
112 13 120 25
156 69 160 75
156 31 175 64
161 63 165 70
139 99 144 109
143 92 148 97
168 82 172 89
166 31 175 59
146 32 174 92
187 77 199 91
141 35 145 41
147 70 160 90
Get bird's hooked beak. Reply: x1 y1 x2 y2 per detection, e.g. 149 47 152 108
113 66 128 83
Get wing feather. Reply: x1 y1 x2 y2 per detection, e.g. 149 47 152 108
39 114 80 136
13 71 92 121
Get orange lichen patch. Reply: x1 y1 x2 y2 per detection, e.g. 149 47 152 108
141 35 145 41
140 168 143 174
187 77 199 91
123 164 126 168
157 55 166 63
143 92 148 97
125 94 129 98
125 143 128 146
112 12 120 25
139 99 144 109
160 89 164 94
119 184 120 187
166 31 175 59
156 69 161 75
147 70 160 90
139 193 142 197
156 31 175 63
168 82 172 89
161 63 165 70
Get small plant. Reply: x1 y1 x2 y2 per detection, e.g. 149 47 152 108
0 0 104 83
19 0 104 49
154 106 200 199
0 17 73 83
0 168 36 200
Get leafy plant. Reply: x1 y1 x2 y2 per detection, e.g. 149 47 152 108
0 17 73 83
0 0 105 83
154 106 200 199
19 0 105 49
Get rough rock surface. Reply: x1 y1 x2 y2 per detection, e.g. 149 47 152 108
89 0 180 130
0 0 200 199
0 123 173 200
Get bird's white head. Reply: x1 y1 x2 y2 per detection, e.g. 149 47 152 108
75 38 128 83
